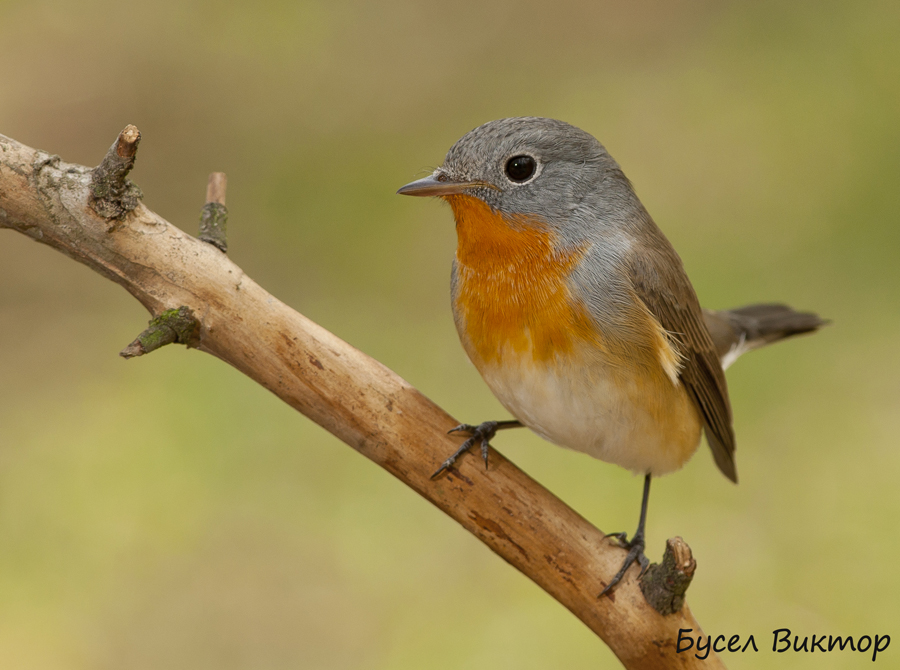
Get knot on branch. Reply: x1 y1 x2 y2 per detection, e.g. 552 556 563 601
89 125 143 220
639 536 697 615
120 306 201 359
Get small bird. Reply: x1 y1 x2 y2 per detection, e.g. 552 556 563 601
398 117 825 594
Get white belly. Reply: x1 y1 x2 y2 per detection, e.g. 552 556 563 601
475 349 702 477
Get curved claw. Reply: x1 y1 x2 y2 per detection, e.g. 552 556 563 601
599 533 648 597
637 552 650 578
430 461 452 479
605 531 630 549
430 434 479 479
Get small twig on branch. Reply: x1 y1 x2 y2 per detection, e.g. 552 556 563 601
640 537 697 615
120 306 202 359
199 172 228 252
0 126 726 669
89 124 143 221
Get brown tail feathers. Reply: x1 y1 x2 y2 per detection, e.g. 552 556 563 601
703 303 828 370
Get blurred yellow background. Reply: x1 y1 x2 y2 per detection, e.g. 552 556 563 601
1 1 898 668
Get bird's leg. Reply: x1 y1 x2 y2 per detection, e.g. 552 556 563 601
600 473 652 596
431 420 523 478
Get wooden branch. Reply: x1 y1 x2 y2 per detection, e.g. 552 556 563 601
0 127 725 669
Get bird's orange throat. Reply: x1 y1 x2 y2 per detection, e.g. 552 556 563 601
446 194 599 365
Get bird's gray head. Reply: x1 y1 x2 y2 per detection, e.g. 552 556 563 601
398 117 643 235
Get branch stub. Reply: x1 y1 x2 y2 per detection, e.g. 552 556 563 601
120 306 201 359
89 124 143 221
639 536 697 615
199 172 228 252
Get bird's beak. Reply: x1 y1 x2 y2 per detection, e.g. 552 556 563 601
396 175 486 197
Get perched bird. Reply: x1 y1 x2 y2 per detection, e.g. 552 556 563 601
398 117 825 594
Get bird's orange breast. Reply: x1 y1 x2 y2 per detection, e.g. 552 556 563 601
447 194 601 365
445 194 702 474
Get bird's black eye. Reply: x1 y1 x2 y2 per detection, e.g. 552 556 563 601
504 155 536 183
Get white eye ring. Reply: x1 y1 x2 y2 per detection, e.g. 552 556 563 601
502 153 541 185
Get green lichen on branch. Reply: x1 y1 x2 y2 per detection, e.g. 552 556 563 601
199 202 228 252
639 537 697 615
89 125 143 220
120 306 201 359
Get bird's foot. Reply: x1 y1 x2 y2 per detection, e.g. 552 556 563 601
599 530 650 597
431 421 499 478
431 420 521 478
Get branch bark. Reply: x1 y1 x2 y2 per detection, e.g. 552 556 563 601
0 128 724 669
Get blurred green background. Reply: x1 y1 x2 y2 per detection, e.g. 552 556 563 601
1 1 898 668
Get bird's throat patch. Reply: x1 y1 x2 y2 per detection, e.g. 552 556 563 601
446 194 600 364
